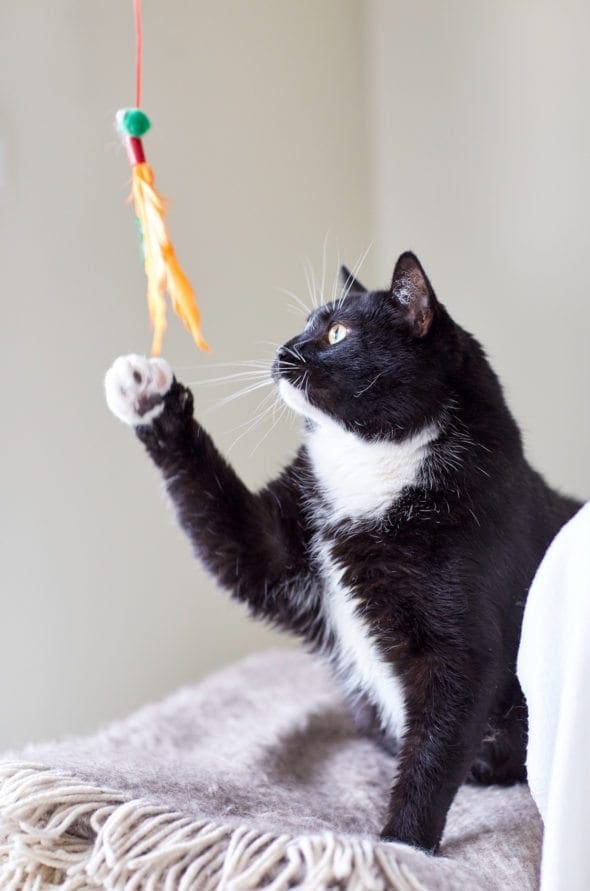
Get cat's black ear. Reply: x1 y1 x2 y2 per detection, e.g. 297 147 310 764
390 252 436 338
339 265 367 295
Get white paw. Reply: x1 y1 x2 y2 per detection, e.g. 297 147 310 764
104 354 173 426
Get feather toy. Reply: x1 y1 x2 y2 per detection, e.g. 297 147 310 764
117 0 209 356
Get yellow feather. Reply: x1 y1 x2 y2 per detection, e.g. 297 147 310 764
131 163 210 356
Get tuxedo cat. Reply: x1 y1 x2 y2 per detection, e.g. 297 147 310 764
105 252 580 852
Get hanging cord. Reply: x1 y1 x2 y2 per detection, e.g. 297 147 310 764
134 0 143 108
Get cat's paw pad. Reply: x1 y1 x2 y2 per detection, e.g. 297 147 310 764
105 354 173 426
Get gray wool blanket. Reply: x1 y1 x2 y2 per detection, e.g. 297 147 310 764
0 649 541 890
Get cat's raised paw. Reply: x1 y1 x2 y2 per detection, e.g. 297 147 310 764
105 354 173 426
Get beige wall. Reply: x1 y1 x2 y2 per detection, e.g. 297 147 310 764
368 0 590 499
0 1 370 749
1 0 588 752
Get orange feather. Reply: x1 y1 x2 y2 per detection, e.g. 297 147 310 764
130 162 210 356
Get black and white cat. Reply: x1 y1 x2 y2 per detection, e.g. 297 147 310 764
105 252 580 852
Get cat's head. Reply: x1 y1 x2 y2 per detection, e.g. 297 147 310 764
272 252 464 441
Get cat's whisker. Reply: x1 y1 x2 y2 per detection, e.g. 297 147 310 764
303 258 319 310
353 369 388 398
226 389 279 453
303 369 311 402
254 339 282 353
249 397 288 457
186 356 275 389
278 288 312 317
214 378 274 408
330 246 342 304
225 389 277 435
189 369 271 387
309 257 321 308
255 339 304 368
320 231 330 307
338 242 373 310
179 359 270 374
283 346 302 365
289 345 304 364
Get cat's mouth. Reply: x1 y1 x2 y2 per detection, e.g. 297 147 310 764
277 379 330 427
277 379 308 415
273 348 331 425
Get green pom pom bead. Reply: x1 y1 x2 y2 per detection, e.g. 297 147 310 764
117 108 151 138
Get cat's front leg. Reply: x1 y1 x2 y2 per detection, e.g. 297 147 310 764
104 355 316 633
380 662 491 852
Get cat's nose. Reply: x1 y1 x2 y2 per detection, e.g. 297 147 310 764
276 346 289 363
272 346 291 381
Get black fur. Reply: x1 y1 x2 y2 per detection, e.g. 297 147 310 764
133 252 580 852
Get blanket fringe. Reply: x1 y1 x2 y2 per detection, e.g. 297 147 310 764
0 762 426 891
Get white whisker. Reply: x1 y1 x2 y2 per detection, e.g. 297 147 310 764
179 359 270 373
278 288 312 317
213 378 273 408
303 257 319 309
226 389 279 454
189 370 270 387
330 245 342 304
338 242 373 310
320 231 330 306
249 398 288 456
225 389 276 433
354 369 388 398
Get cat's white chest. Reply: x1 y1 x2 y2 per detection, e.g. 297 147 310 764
317 540 407 743
306 419 437 524
304 417 437 742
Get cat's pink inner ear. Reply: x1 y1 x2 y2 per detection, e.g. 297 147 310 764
390 252 435 338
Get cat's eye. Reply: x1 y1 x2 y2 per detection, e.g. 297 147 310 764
328 323 348 345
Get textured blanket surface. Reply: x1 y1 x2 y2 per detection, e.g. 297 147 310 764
0 649 541 890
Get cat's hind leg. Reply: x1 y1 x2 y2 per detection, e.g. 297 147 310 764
466 725 527 785
466 690 528 786
105 354 173 426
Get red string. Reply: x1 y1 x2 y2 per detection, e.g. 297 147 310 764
134 0 143 108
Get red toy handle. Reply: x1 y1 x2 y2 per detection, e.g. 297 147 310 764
124 136 146 167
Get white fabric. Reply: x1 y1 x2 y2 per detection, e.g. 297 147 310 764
518 502 590 891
